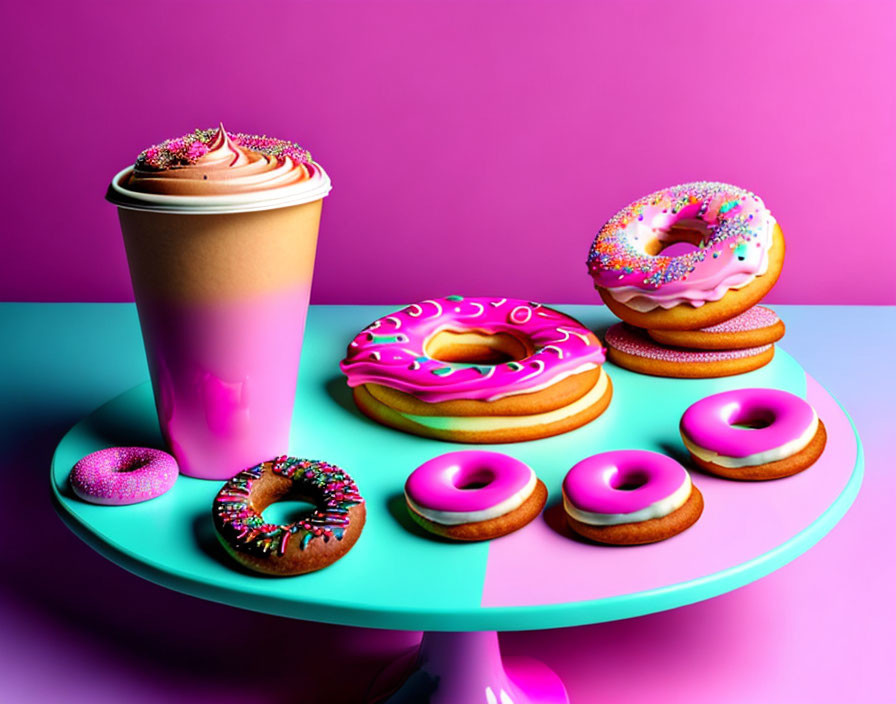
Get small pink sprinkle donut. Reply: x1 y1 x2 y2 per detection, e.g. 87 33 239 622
69 447 178 505
562 450 703 544
680 388 827 480
404 450 547 541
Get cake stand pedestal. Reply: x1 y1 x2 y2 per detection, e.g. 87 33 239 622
368 631 568 703
50 306 863 704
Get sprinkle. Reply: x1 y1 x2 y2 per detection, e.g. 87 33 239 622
587 182 772 291
212 458 363 557
135 128 313 171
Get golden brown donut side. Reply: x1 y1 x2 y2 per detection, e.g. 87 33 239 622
353 373 613 443
566 485 704 545
685 421 827 481
647 318 785 350
407 480 548 541
606 345 775 378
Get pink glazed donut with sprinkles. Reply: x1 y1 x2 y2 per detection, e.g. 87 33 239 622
680 388 827 480
340 295 613 443
69 447 178 505
587 182 785 331
404 451 547 541
562 450 704 544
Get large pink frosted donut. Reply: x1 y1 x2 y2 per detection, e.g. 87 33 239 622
340 295 606 403
680 388 818 466
69 447 178 505
405 450 537 525
562 450 692 525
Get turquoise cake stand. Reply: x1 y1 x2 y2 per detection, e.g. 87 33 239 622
51 306 863 703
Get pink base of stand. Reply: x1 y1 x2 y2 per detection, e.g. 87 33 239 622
368 631 569 704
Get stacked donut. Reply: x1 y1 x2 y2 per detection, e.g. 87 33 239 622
587 182 786 378
340 295 612 443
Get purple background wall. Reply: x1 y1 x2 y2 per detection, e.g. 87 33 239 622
2 0 894 304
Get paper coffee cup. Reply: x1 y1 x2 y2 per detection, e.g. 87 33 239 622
108 148 331 480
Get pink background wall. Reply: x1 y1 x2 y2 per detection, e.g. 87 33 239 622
2 0 894 304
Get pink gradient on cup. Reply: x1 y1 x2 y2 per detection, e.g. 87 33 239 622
136 284 310 480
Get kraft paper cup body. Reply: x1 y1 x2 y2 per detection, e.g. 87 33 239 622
110 166 329 480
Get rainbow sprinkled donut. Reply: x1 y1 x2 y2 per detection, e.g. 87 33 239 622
340 295 613 443
587 182 784 330
212 456 365 576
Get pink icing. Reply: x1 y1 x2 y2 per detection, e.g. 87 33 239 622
680 388 817 459
587 182 776 310
606 323 771 362
69 447 178 505
340 296 606 403
405 451 533 513
697 305 780 334
562 450 688 515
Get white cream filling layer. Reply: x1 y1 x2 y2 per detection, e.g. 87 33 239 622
399 367 609 432
563 474 692 526
405 468 537 525
486 362 599 402
681 411 818 468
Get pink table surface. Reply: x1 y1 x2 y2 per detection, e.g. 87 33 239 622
0 303 891 703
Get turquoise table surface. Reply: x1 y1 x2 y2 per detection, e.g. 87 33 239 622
48 304 862 632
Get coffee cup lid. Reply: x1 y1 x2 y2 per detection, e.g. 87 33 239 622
106 162 332 214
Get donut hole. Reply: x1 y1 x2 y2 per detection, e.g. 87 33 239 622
610 469 650 492
728 407 776 430
454 468 495 491
425 330 533 366
644 219 713 257
262 498 318 525
116 458 151 473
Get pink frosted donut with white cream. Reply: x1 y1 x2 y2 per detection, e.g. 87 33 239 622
404 451 547 540
588 182 779 312
562 450 703 544
680 388 827 480
340 296 613 443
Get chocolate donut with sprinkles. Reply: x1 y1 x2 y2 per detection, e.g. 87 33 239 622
340 295 613 443
212 456 365 576
587 182 785 331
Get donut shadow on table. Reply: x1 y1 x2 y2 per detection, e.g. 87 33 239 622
385 492 457 544
324 375 360 417
541 500 594 545
77 396 166 450
656 441 695 468
189 511 257 574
